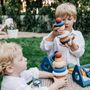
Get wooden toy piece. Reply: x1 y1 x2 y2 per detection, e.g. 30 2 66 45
54 18 65 28
53 18 73 45
55 75 66 78
55 51 62 58
52 52 68 78
40 56 53 72
67 63 75 74
68 68 74 74
72 64 90 87
55 18 62 23
80 69 87 77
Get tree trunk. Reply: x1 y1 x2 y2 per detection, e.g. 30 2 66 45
58 0 64 3
1 0 5 15
36 0 42 7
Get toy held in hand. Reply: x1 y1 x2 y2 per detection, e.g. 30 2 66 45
54 18 65 28
58 30 72 45
53 18 72 45
52 52 68 78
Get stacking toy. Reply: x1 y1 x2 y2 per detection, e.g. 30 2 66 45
72 64 90 87
53 18 73 45
52 52 68 78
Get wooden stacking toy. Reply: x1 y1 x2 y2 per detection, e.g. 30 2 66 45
52 52 68 78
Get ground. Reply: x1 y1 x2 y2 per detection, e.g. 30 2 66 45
0 32 48 39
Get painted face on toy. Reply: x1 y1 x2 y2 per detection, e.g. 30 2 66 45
61 15 76 31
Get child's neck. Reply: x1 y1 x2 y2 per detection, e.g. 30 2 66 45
7 72 21 77
67 28 73 32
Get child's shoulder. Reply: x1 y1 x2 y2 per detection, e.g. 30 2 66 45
73 30 83 35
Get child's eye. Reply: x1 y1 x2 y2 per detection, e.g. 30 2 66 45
62 19 65 21
68 18 72 20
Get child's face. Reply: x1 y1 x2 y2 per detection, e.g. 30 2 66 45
13 54 27 75
61 15 76 31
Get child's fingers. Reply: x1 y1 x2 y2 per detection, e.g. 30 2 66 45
62 76 67 80
53 27 60 31
52 27 61 36
63 43 69 48
53 76 67 81
64 35 75 47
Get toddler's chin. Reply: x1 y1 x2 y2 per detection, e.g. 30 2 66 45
65 28 69 30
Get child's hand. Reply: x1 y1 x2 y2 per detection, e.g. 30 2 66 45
54 77 68 88
52 27 60 37
52 27 64 37
46 27 61 41
63 35 79 51
49 77 68 90
46 27 64 41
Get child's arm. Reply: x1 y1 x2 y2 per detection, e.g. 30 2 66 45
25 77 67 90
40 27 60 52
65 35 79 51
39 71 67 90
65 31 85 57
46 27 60 41
39 71 53 78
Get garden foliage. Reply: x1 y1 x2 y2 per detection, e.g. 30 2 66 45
0 0 90 34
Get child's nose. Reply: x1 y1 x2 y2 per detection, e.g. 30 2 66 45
64 19 68 24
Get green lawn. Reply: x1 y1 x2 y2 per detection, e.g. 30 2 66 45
0 37 90 87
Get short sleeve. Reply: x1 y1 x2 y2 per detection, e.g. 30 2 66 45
20 67 39 83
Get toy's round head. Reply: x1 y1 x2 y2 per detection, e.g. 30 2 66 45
55 52 62 58
55 18 62 23
54 18 65 28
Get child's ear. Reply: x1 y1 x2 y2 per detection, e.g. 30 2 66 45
74 18 76 23
74 19 76 22
6 65 14 74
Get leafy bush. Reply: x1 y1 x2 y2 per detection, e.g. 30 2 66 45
0 5 2 24
74 8 90 34
23 9 50 32
22 1 90 34
1 0 90 34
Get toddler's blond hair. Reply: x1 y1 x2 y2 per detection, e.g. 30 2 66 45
0 42 22 75
55 3 77 19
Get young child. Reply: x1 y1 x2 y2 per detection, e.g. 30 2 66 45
0 42 67 90
40 3 85 65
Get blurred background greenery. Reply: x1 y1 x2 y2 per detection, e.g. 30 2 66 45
0 0 90 34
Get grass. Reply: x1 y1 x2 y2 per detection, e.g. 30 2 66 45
80 36 90 64
0 36 90 87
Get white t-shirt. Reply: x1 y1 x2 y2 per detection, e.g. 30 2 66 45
1 68 49 90
40 29 85 65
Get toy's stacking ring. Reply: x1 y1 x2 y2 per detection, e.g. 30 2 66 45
57 32 72 39
53 70 68 76
53 67 66 73
54 21 64 27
